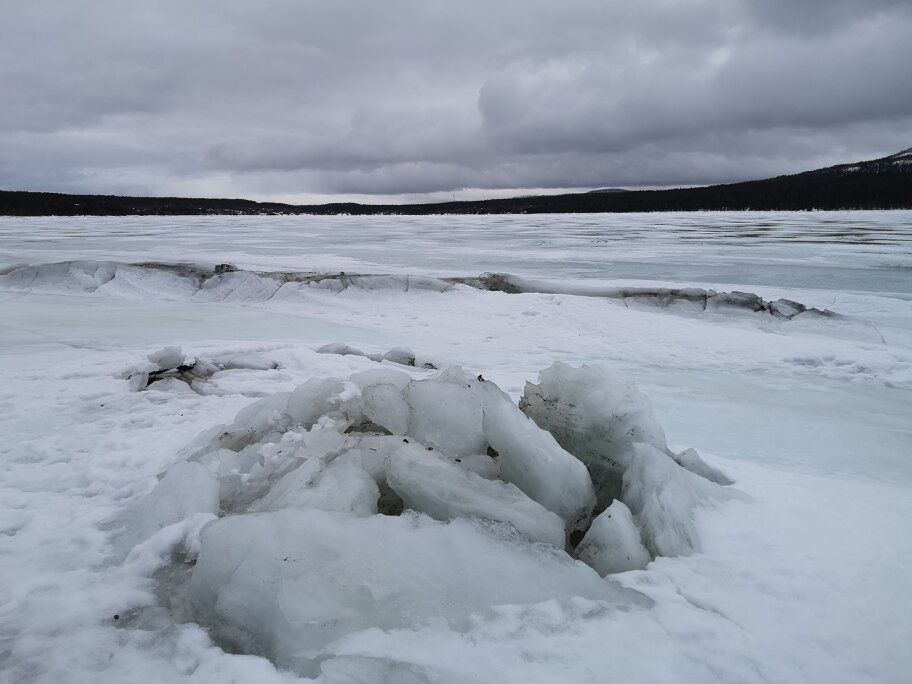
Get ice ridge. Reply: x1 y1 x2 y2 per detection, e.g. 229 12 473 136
0 259 837 320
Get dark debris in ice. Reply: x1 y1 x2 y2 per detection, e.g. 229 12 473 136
123 346 279 394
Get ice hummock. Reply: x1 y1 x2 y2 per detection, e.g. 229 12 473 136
520 361 669 510
172 365 598 530
522 361 740 556
121 360 735 677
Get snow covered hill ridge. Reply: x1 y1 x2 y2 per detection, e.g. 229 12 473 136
823 146 912 174
118 352 740 678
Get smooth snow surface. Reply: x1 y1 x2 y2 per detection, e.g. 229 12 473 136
2 212 911 684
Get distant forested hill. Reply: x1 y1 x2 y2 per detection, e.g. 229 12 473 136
2 148 910 216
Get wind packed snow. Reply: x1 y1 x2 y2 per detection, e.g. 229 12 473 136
2 212 912 684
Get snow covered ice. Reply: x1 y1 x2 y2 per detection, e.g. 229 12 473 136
2 212 912 684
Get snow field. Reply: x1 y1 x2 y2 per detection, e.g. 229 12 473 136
2 213 911 683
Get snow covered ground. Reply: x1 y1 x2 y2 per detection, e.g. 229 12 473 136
1 212 910 683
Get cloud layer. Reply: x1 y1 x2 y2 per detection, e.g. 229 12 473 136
1 0 910 200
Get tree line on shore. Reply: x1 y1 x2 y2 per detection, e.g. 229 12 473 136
2 151 910 216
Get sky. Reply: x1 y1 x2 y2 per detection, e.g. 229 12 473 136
1 0 910 204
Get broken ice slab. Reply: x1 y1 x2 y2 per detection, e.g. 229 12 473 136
189 509 646 677
575 500 650 575
521 361 669 511
387 443 566 547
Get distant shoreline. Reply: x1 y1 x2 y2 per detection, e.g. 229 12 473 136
2 149 910 216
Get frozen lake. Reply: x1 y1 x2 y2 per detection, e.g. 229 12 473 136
1 212 911 683
3 211 912 293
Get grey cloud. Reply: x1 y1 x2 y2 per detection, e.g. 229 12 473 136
742 0 912 34
0 0 909 199
477 19 912 158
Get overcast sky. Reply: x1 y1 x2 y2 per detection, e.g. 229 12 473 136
1 0 910 203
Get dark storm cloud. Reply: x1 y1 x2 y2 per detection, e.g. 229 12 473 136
1 0 910 199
